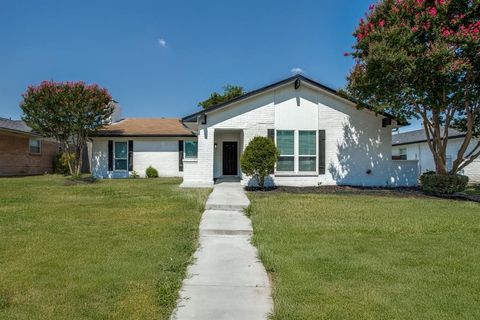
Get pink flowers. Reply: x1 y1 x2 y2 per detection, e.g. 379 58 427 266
412 26 419 32
379 19 386 27
442 28 453 37
428 7 437 17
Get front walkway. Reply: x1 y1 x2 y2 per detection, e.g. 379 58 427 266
171 180 273 320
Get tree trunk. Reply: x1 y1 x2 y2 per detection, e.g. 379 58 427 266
259 175 265 191
75 140 85 178
422 110 447 175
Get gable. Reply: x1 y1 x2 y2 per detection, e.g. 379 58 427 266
182 75 400 126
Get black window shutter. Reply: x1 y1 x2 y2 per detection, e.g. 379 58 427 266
318 130 326 175
267 129 275 174
108 140 113 171
128 140 133 171
178 140 184 172
267 129 274 142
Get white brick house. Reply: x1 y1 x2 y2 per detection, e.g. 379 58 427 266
392 128 480 184
91 75 418 187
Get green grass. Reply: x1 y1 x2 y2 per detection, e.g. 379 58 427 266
0 175 210 319
248 192 480 320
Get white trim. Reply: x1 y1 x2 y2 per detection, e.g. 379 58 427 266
28 138 42 155
275 129 319 174
184 140 198 160
113 141 129 172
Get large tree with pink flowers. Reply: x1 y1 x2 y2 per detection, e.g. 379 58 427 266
21 81 113 176
345 0 479 175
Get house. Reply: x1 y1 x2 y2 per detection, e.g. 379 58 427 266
392 127 480 183
0 117 59 176
91 75 418 187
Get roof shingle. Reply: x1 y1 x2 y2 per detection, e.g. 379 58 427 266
392 127 465 145
96 118 196 137
0 117 37 135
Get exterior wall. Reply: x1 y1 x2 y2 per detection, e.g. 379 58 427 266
393 137 480 183
91 137 192 178
181 92 274 187
182 83 415 187
0 131 58 176
389 160 419 187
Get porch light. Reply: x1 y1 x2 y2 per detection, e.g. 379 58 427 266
214 143 218 149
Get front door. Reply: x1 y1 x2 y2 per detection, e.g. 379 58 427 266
222 141 238 176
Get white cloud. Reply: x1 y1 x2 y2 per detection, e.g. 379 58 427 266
291 67 304 74
158 38 167 48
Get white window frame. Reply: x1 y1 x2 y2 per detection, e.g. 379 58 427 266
298 130 317 173
276 130 296 172
184 140 198 159
446 155 453 171
399 148 407 160
29 138 42 155
114 141 128 171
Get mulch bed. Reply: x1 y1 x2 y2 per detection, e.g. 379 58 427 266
246 185 480 202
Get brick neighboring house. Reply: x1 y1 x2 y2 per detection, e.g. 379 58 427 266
0 117 59 176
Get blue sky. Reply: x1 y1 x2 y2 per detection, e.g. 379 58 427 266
0 0 420 131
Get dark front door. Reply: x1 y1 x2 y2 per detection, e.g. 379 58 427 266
222 141 238 176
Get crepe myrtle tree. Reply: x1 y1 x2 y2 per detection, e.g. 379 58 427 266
21 81 113 177
240 136 279 190
345 0 480 175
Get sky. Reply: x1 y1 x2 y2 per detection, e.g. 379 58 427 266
0 0 421 132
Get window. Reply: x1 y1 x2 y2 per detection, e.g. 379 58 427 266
29 138 41 154
399 148 407 160
299 131 316 171
185 141 198 159
446 155 453 171
276 130 295 171
114 141 128 170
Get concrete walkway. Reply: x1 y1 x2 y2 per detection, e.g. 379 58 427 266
171 180 273 320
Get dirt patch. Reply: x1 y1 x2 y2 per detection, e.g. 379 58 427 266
63 176 98 186
247 185 480 202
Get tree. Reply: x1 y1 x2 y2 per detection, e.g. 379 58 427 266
240 136 279 190
345 0 480 175
21 81 113 177
198 85 244 109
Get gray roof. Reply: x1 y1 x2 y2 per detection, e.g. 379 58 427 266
0 117 38 135
392 127 465 146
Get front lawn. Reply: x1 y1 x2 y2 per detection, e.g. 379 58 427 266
0 175 210 319
248 192 480 320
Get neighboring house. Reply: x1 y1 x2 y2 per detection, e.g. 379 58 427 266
392 128 480 183
92 118 197 178
0 117 59 176
91 75 418 187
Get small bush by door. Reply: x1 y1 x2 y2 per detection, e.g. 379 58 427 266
240 136 279 190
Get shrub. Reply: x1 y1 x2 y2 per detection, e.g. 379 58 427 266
420 173 469 194
145 166 159 178
130 170 140 179
240 136 279 190
53 152 73 175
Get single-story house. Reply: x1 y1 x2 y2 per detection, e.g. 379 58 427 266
392 127 480 183
91 75 418 187
0 117 59 176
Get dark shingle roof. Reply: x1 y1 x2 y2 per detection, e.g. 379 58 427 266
392 127 466 146
0 117 38 135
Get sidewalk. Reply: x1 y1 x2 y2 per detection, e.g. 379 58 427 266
171 180 273 320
